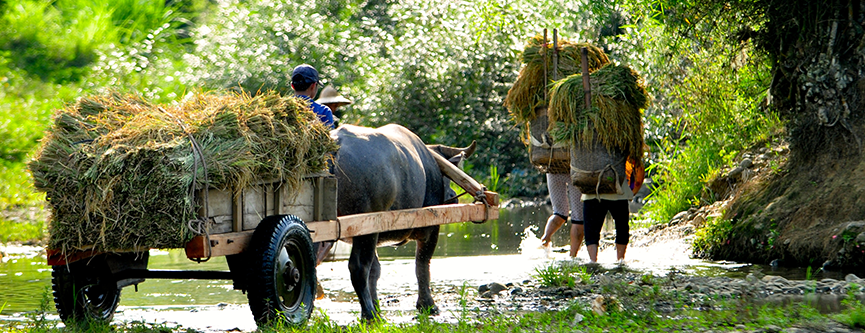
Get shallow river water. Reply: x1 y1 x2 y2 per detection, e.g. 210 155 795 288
1 205 862 331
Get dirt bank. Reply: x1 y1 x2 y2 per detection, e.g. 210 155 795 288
680 134 865 270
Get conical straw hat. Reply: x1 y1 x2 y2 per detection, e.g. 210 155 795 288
316 85 352 106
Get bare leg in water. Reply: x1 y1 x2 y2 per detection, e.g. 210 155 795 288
569 223 584 257
541 214 566 246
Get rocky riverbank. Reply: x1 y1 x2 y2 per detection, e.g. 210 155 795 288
466 266 865 332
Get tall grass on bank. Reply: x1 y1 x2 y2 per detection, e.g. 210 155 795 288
0 0 200 228
645 49 781 223
0 0 184 82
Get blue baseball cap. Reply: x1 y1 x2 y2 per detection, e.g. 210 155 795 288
291 64 321 85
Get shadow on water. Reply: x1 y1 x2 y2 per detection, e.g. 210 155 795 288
2 205 865 323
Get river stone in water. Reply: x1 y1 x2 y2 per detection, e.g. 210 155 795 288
489 282 508 294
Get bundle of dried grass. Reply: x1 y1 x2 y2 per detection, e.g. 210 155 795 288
504 34 610 124
548 64 649 162
29 91 338 253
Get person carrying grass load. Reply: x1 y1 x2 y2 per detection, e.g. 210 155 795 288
548 63 649 263
504 33 610 258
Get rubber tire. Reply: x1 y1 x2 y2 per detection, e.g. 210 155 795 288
246 215 316 327
51 256 121 324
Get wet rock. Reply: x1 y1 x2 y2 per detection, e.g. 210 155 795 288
763 324 781 333
480 291 494 299
563 289 583 297
690 215 706 227
856 232 865 244
727 166 745 178
762 275 790 285
511 287 523 295
770 259 780 267
478 284 489 293
671 211 688 224
489 282 507 294
844 221 865 231
740 158 753 168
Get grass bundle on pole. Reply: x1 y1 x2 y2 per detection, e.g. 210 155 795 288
548 64 649 163
29 91 339 253
504 34 610 125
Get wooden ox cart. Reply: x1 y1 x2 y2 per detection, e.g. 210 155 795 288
46 151 498 327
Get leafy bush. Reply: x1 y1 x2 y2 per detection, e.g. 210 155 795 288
692 217 735 257
640 38 781 223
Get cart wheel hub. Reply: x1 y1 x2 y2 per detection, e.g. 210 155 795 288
282 261 301 291
291 268 300 283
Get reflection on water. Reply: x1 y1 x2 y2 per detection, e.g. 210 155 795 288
2 204 865 323
377 204 554 258
0 249 52 315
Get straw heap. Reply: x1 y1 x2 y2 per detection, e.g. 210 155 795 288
548 64 649 162
30 91 339 253
504 34 610 124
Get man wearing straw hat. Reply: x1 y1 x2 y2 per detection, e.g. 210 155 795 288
316 85 353 127
291 64 335 129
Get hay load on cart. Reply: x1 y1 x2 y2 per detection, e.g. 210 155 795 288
547 63 650 195
30 90 499 327
504 31 609 173
29 91 338 254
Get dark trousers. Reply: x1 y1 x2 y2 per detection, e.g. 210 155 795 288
583 199 629 246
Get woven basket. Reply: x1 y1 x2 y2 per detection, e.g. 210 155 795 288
570 131 627 195
528 106 570 174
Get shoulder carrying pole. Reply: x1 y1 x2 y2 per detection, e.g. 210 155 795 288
580 47 591 110
542 29 548 103
552 29 559 81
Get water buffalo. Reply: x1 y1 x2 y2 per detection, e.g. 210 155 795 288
328 124 475 320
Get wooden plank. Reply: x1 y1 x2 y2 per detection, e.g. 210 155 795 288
313 177 324 221
320 177 338 220
428 151 498 206
185 230 255 259
232 189 243 232
47 247 148 266
243 186 267 230
306 203 498 243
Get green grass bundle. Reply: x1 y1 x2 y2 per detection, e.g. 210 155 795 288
548 64 649 162
504 34 610 124
29 91 339 253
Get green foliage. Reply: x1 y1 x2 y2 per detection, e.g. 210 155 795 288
0 216 43 243
487 164 500 193
835 286 865 329
0 0 187 83
643 44 781 223
692 217 734 256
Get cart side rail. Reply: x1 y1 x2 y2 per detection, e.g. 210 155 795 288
184 201 498 259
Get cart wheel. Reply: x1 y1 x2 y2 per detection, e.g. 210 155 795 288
51 256 120 324
246 215 316 327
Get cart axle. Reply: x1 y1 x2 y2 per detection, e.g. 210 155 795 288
115 269 234 280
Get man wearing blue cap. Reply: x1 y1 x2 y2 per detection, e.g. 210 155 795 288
291 64 335 129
